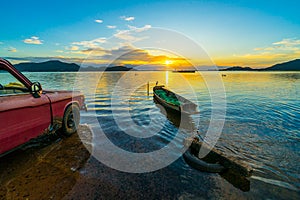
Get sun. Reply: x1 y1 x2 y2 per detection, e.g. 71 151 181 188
165 60 173 65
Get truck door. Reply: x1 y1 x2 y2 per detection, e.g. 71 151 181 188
0 69 51 154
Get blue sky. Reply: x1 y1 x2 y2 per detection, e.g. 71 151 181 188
0 0 299 68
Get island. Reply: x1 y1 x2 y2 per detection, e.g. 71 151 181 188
221 59 300 71
15 60 80 72
80 66 133 71
14 60 133 72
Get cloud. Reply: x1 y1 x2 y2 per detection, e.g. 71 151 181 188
227 38 300 67
254 38 300 52
95 19 103 23
23 36 43 44
71 44 188 67
66 45 79 51
4 44 189 68
64 24 188 67
107 25 117 29
72 37 106 48
114 30 138 41
127 24 151 32
8 47 17 52
74 47 110 56
55 50 64 53
113 25 151 42
237 52 286 59
272 38 300 46
120 16 135 21
105 46 188 67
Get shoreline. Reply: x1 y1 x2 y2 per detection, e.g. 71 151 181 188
0 125 91 199
1 125 299 199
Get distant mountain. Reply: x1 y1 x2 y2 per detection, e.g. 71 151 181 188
264 59 300 71
222 59 300 71
79 66 103 71
14 60 134 72
221 66 254 71
15 60 80 72
105 66 133 71
80 65 134 71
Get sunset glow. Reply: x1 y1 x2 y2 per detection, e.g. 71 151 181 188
165 60 173 65
0 1 299 69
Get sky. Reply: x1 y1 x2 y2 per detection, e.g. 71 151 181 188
0 0 300 69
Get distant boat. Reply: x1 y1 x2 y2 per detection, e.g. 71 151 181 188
172 69 196 73
153 84 198 114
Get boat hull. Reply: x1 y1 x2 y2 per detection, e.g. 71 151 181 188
153 86 198 115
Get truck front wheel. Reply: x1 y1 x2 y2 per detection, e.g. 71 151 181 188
62 104 80 136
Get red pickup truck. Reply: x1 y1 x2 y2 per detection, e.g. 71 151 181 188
0 58 86 156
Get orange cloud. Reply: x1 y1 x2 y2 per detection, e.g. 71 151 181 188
216 38 300 68
23 36 43 45
8 47 17 52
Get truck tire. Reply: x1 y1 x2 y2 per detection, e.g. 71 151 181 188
62 104 80 136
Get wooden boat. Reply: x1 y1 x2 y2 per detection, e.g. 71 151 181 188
184 137 253 177
153 85 198 114
184 137 252 191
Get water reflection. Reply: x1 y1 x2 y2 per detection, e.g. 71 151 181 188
220 170 251 192
23 71 300 198
153 98 196 132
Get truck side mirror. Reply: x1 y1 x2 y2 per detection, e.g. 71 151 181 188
31 82 42 98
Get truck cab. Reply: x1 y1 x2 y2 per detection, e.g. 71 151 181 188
0 58 85 155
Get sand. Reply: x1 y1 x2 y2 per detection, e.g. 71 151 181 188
0 125 91 199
